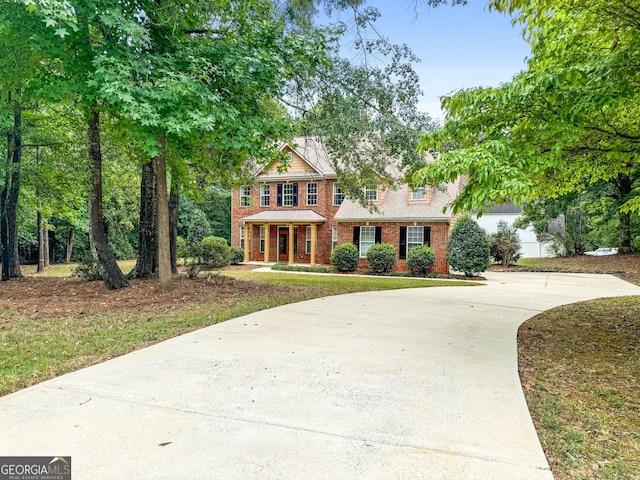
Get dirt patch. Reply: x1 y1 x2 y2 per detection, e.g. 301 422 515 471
0 269 271 319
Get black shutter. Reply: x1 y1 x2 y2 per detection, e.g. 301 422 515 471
292 183 298 206
277 184 282 206
424 226 431 246
399 226 407 259
353 226 360 251
375 226 382 244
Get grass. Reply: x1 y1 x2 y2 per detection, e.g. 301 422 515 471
19 260 137 278
0 266 474 396
516 260 640 479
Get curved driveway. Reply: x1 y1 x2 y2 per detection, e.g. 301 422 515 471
2 272 639 479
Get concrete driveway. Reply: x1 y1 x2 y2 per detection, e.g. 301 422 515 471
2 272 639 479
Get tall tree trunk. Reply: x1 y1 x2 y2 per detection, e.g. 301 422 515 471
615 173 632 254
155 134 172 290
169 188 180 274
44 222 50 266
65 230 74 264
88 106 126 289
37 211 45 273
134 159 157 277
2 92 23 281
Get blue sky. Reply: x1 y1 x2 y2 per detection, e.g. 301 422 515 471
328 1 531 122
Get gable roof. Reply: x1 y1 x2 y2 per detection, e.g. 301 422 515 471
256 137 336 181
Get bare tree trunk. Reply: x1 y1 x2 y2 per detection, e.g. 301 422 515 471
37 211 45 273
134 159 157 277
2 91 23 281
65 230 74 264
44 222 50 266
169 188 180 274
156 134 172 290
88 106 126 289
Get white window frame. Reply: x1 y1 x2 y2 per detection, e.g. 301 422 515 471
259 225 265 252
333 183 345 206
260 185 270 207
407 226 424 252
364 182 378 202
283 183 295 206
240 185 251 206
331 226 338 251
305 227 313 254
411 185 426 201
359 226 376 257
307 182 318 206
240 227 245 249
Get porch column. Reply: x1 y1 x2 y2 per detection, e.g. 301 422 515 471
288 223 294 264
310 224 317 265
264 223 271 263
243 223 250 262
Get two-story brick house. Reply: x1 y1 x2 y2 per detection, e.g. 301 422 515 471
231 137 459 274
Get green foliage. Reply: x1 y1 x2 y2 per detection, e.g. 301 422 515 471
176 236 187 262
415 0 640 252
229 246 245 265
447 216 491 277
330 243 359 272
184 235 230 279
489 221 522 266
187 209 211 245
366 243 396 273
406 245 435 275
71 252 102 281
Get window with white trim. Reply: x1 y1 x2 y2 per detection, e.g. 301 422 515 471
283 183 295 206
305 227 315 254
331 226 338 251
364 182 378 202
240 227 245 249
411 185 426 200
259 225 265 252
307 182 318 206
333 183 345 205
359 226 376 257
240 186 251 206
260 185 270 206
407 226 424 251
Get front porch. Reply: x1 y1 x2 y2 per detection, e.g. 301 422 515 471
242 210 327 266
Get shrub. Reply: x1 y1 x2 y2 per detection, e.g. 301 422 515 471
176 236 188 264
72 253 102 281
447 216 491 277
330 243 359 272
366 243 396 273
490 220 522 266
406 245 435 275
229 246 245 265
184 236 230 278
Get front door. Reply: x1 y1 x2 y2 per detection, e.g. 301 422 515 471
279 230 289 261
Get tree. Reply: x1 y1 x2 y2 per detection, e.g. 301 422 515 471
415 0 640 253
489 220 521 266
447 216 490 277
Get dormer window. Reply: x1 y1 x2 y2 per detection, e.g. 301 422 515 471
364 182 378 202
411 185 426 201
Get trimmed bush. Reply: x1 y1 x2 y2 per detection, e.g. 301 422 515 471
229 246 245 265
185 236 230 278
366 243 396 273
330 243 359 272
406 245 435 275
447 216 491 277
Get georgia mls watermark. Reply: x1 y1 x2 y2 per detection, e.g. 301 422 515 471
0 457 71 480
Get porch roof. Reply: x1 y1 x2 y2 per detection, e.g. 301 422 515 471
242 210 327 224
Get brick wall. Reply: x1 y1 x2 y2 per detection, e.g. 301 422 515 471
337 221 450 274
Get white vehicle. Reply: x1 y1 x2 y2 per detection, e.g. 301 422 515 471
584 247 618 256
